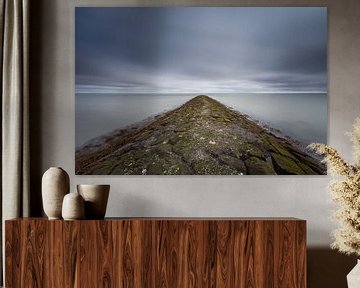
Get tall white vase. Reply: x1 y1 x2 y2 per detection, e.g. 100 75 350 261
42 167 70 219
347 260 360 288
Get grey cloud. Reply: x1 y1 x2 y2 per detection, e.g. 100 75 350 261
76 7 327 93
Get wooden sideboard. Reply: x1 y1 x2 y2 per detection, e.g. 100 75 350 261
5 218 306 287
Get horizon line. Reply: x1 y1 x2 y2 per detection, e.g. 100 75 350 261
75 91 328 94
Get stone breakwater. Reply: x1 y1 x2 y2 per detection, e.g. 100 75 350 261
76 95 326 175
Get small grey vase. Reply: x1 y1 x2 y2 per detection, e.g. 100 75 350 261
42 167 70 219
62 192 85 220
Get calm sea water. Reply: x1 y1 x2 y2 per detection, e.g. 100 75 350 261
76 93 327 147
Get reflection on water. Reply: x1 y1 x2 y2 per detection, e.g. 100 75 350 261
76 93 327 147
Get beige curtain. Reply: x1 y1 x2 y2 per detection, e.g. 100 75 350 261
0 0 30 284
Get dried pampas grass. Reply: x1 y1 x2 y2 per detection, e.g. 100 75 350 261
308 118 360 256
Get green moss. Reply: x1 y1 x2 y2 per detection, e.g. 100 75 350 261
297 162 317 175
219 154 247 173
132 149 148 159
111 164 133 175
172 140 196 161
244 157 276 175
242 143 264 159
90 160 116 175
146 160 167 175
270 142 297 160
251 148 265 158
109 149 150 174
271 153 305 175
260 137 275 151
192 157 237 175
166 163 192 175
152 143 173 155
168 133 184 145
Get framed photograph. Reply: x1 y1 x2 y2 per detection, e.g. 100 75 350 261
75 7 327 175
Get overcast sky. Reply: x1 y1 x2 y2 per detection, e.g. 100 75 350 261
75 7 327 94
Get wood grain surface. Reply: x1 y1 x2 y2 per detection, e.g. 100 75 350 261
5 218 306 287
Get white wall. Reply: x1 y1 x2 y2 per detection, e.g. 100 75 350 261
31 0 360 248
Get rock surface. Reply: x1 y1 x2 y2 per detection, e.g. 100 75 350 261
76 95 326 175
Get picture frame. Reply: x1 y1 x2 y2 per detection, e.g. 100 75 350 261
75 5 327 175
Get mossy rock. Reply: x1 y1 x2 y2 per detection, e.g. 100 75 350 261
90 160 116 175
165 163 192 175
192 157 238 175
244 156 276 175
269 142 297 160
111 164 138 175
172 140 198 162
291 150 326 174
152 143 173 156
219 154 247 173
150 154 192 175
239 143 265 159
146 160 169 175
271 153 305 175
168 133 184 145
109 149 151 174
297 161 317 175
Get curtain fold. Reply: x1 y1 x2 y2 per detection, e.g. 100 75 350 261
0 0 30 284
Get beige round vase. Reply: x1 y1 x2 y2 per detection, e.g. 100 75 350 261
77 184 110 219
42 167 70 219
62 192 85 220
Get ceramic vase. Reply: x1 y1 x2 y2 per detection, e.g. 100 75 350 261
347 259 360 288
77 184 110 219
62 192 85 220
42 167 70 219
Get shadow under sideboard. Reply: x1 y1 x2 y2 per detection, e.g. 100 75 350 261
307 248 357 288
